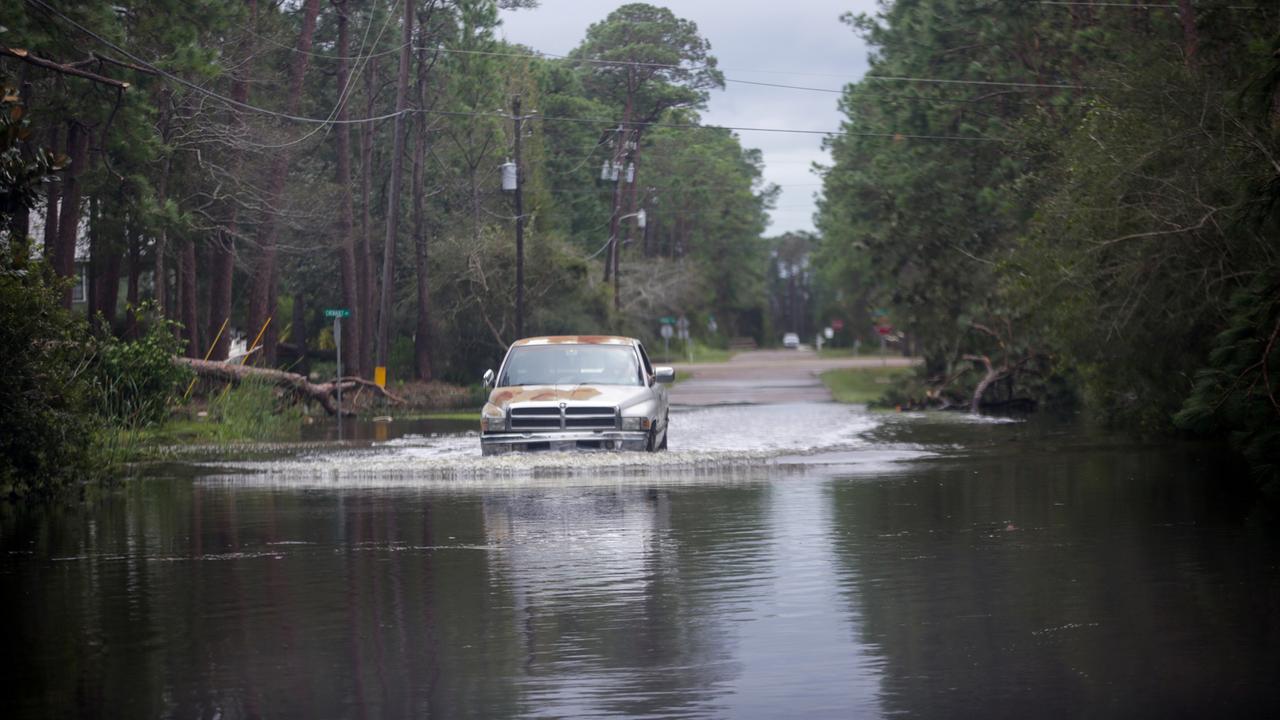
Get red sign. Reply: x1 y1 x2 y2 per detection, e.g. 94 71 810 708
876 325 892 336
831 318 844 331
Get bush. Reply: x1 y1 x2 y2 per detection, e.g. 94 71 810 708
90 305 191 429
0 259 101 499
207 380 303 442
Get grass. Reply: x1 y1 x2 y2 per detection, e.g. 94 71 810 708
656 339 734 364
820 366 913 405
396 410 481 421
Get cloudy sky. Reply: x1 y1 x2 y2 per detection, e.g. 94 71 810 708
497 1 880 235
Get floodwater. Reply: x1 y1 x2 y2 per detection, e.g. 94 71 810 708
2 404 1278 719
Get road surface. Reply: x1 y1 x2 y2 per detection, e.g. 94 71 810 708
669 349 917 406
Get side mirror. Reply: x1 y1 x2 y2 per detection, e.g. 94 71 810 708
653 366 675 384
482 369 495 388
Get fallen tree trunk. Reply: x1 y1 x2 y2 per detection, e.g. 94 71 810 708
176 357 402 416
962 353 1005 414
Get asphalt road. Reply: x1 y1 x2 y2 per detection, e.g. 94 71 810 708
668 349 917 407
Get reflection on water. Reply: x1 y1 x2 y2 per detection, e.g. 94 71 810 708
2 413 1278 718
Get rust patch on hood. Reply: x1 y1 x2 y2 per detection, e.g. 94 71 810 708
489 386 603 406
512 335 634 346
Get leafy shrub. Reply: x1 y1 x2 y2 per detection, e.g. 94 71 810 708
0 258 100 498
1 86 98 498
207 380 302 442
1175 277 1280 488
90 305 191 429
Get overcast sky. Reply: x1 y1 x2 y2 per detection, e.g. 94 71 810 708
497 1 880 235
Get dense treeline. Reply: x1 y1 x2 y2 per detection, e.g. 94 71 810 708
817 0 1279 481
1 0 776 387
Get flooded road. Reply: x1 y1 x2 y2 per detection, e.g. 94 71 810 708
2 356 1278 718
669 348 915 406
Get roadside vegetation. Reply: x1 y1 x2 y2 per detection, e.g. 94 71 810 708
820 367 913 406
813 1 1280 485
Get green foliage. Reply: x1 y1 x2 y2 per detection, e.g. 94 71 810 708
207 380 303 443
816 0 1280 478
571 3 724 121
1175 278 1280 486
0 87 98 498
0 256 100 498
89 305 191 429
821 367 913 406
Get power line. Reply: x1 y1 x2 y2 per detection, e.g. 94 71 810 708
232 27 1100 93
1036 1 1262 9
242 0 401 150
24 0 1006 143
433 45 1092 92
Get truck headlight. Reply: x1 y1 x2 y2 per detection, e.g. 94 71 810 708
620 416 652 431
481 404 505 432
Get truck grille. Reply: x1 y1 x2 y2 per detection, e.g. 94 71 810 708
509 406 617 431
565 406 617 429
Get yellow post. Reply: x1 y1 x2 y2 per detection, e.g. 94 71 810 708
374 366 387 388
216 316 273 404
244 316 272 366
183 317 229 402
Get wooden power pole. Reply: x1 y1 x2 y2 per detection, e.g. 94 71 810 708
513 95 525 338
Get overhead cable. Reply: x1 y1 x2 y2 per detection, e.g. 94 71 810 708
24 0 1007 143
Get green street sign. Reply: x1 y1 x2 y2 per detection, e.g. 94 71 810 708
324 308 351 318
659 316 676 325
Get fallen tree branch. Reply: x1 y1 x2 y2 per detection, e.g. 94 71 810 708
1 47 130 89
962 353 1005 414
176 358 403 416
333 376 406 405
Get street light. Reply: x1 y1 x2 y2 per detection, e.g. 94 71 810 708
622 208 646 230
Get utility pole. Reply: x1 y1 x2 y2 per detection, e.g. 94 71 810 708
603 125 624 285
603 126 634 314
512 95 525 338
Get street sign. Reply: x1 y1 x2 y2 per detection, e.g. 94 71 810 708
324 308 351 318
831 318 844 331
824 327 834 339
660 324 674 340
876 325 893 336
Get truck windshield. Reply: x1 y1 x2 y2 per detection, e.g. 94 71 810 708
499 345 642 387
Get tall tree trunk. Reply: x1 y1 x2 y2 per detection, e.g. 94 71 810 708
9 77 32 241
411 36 433 382
358 59 379 379
101 228 121 328
126 225 140 338
154 99 172 324
246 0 321 366
87 195 101 320
42 125 60 262
207 0 259 360
291 290 309 377
333 0 362 378
180 236 200 357
53 120 88 309
1178 0 1199 69
375 0 413 374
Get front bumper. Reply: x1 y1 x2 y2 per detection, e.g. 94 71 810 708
480 430 649 456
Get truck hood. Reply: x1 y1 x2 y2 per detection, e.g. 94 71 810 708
487 384 651 412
